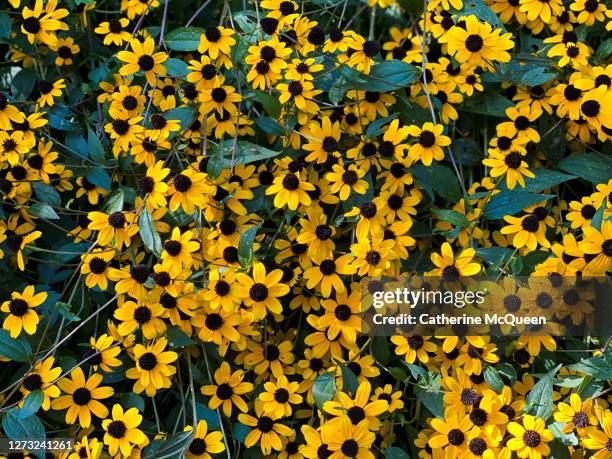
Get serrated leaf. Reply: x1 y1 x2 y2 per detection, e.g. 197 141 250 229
525 364 560 419
2 409 46 459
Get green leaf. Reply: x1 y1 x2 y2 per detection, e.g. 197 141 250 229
28 203 59 220
591 201 605 231
353 61 420 92
484 190 553 220
86 168 111 190
104 188 124 213
233 423 251 443
140 207 163 257
568 355 612 381
196 403 220 429
371 336 392 365
212 141 282 170
312 372 336 408
165 27 204 51
18 391 44 419
340 366 359 395
366 114 398 138
525 364 560 419
558 153 612 184
87 127 106 163
119 393 145 411
255 116 285 136
165 57 189 78
453 0 505 29
2 409 46 459
548 439 571 459
461 91 514 117
238 225 260 267
496 362 518 386
415 385 444 418
0 329 32 362
409 164 462 202
0 13 11 39
385 446 411 459
164 106 196 131
484 366 504 392
451 138 483 167
433 209 471 228
56 301 81 322
65 133 89 158
142 430 193 459
32 182 61 207
166 326 194 347
253 91 281 118
509 168 575 192
596 37 612 62
477 247 515 266
521 66 556 86
405 364 429 381
11 68 37 99
47 105 79 131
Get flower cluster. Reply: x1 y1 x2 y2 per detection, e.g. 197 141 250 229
0 0 610 457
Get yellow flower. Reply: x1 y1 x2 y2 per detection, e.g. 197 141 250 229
1 285 47 338
21 0 69 46
184 420 226 459
507 414 554 458
117 37 168 86
125 337 178 396
101 404 148 456
51 368 113 428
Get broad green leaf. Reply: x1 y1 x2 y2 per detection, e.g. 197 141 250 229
484 366 504 392
385 446 411 459
415 385 444 418
410 164 462 202
255 116 285 136
313 372 336 408
140 207 163 257
0 329 32 362
233 423 251 443
461 91 514 117
18 390 44 419
166 326 194 347
212 140 282 170
340 366 359 394
353 60 420 92
502 168 575 193
65 133 89 158
2 409 46 459
86 168 111 190
0 13 11 38
496 362 517 386
119 393 145 411
568 355 612 381
366 114 398 137
254 91 282 118
32 182 61 207
164 106 196 131
433 209 471 228
477 247 515 266
196 403 220 429
11 68 37 99
484 190 553 220
104 188 124 213
87 127 106 164
453 0 505 30
47 105 79 131
165 27 204 51
28 203 59 220
165 57 189 78
559 153 612 184
142 430 193 459
451 138 483 167
238 225 260 267
525 364 560 419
